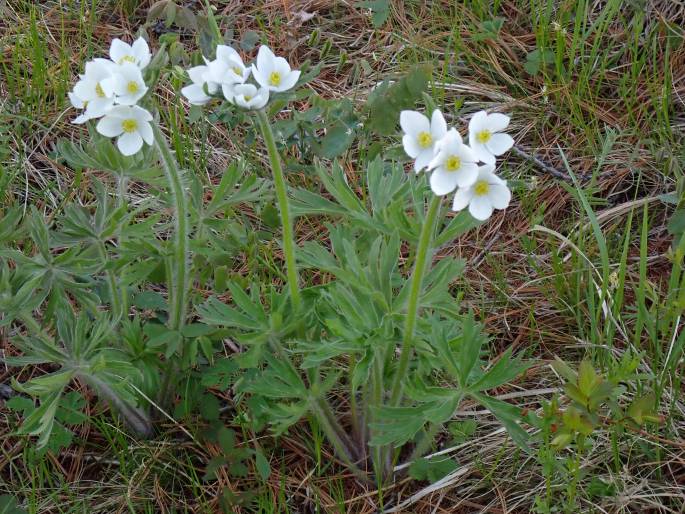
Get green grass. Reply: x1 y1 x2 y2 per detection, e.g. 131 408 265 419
1 0 684 512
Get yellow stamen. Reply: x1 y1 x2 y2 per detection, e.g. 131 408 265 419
95 83 105 98
476 129 492 143
244 95 252 101
445 155 461 172
126 81 140 94
417 131 432 148
118 55 137 64
474 180 490 196
232 66 242 75
121 119 138 133
269 71 282 86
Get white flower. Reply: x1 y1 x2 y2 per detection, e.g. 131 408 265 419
427 128 479 195
107 62 148 105
252 45 301 92
181 63 219 105
400 109 447 173
231 84 269 110
96 105 154 156
70 58 116 124
205 46 251 102
109 37 151 69
452 164 511 221
468 111 514 164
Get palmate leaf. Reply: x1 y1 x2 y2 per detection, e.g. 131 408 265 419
471 393 529 449
56 137 162 183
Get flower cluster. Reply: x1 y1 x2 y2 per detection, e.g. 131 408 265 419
401 109 514 221
181 45 300 109
68 38 154 156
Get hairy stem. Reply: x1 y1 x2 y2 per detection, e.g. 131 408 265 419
153 124 190 406
255 109 301 312
310 397 366 481
389 195 442 406
97 243 122 322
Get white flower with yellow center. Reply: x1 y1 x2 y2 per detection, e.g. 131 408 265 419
400 109 447 173
96 105 154 156
109 37 151 69
181 62 219 106
252 45 301 93
468 110 514 164
108 62 148 105
427 128 479 195
451 164 511 221
69 58 116 124
231 84 269 110
205 45 251 102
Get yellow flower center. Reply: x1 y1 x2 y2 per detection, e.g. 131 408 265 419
95 83 105 98
118 55 137 64
476 129 492 143
244 95 252 101
474 180 490 196
126 81 140 94
121 118 138 133
417 131 432 148
232 66 242 75
269 71 282 86
445 155 461 172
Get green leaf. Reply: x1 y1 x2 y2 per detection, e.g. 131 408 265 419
201 358 238 390
627 393 658 425
0 494 27 514
577 360 599 396
364 65 432 135
356 0 390 27
254 448 271 481
469 351 528 392
471 393 529 449
199 393 221 421
408 456 459 482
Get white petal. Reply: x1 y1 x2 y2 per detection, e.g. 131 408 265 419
84 97 113 118
488 184 511 209
132 105 153 122
400 110 429 137
485 133 514 156
437 128 461 154
430 109 447 139
216 45 240 63
187 65 208 84
96 116 124 137
469 196 494 221
181 84 210 105
109 39 131 64
72 113 91 124
132 37 151 68
402 134 421 158
452 187 474 211
456 143 477 163
429 168 459 196
250 88 270 109
414 149 434 173
73 79 94 101
117 132 143 156
469 141 496 164
138 121 154 145
278 70 300 91
256 45 276 73
68 92 84 108
221 83 235 102
468 110 488 134
455 163 479 188
251 64 269 89
485 113 510 132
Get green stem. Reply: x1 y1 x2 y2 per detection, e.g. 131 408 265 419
153 124 189 333
97 243 122 322
153 124 189 407
255 110 301 312
389 195 442 406
310 397 366 481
